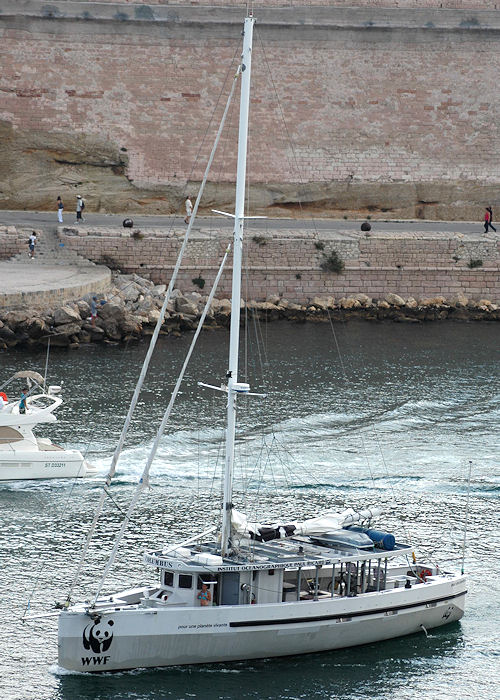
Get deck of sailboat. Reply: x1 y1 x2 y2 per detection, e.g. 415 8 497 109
147 536 414 572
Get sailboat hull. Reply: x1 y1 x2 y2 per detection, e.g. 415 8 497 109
58 577 466 672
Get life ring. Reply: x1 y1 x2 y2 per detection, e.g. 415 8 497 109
0 392 8 402
420 568 432 581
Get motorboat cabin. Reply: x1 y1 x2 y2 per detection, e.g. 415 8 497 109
0 370 96 480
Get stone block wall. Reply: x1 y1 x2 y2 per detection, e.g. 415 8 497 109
0 227 30 259
1 2 500 218
58 226 500 302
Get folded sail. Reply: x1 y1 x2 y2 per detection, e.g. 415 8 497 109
231 507 381 543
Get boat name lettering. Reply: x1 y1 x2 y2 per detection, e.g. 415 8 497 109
217 561 328 572
81 656 111 667
144 555 332 571
177 623 228 631
46 462 65 469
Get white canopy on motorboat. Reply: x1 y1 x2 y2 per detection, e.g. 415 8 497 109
231 507 382 543
12 371 45 383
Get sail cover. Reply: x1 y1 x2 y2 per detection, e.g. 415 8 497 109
231 507 381 543
13 371 45 384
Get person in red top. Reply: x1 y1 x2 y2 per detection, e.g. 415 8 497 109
484 206 496 233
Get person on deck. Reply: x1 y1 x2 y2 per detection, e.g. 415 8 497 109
197 584 212 606
19 388 28 414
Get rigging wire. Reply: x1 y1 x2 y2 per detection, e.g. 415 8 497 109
64 66 242 605
92 243 233 604
255 28 320 237
325 309 416 552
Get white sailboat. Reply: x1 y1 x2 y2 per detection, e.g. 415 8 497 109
0 371 95 481
55 14 466 672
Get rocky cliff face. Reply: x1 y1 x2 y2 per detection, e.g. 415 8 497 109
1 118 495 220
0 119 136 211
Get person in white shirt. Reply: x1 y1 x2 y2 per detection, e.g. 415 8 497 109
28 232 37 258
184 196 193 224
75 195 85 223
57 195 64 223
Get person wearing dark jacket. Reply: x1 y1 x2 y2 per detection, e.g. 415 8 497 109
484 206 496 233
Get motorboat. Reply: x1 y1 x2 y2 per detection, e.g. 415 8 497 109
0 370 95 480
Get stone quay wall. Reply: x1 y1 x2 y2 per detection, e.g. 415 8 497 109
1 2 500 219
0 227 27 259
57 226 500 303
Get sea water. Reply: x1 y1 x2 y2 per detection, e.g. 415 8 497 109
0 321 498 700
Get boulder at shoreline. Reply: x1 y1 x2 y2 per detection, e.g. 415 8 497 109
0 273 498 351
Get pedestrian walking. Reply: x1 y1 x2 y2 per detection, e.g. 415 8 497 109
75 195 85 223
484 206 496 233
184 195 193 224
28 231 37 258
57 195 64 223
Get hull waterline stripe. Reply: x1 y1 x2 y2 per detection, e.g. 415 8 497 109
229 590 467 628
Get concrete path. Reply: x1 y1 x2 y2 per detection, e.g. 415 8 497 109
0 209 486 237
0 261 111 308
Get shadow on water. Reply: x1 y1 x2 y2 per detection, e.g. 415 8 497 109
54 623 464 700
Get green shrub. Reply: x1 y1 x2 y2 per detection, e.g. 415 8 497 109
467 259 483 269
314 241 325 251
321 249 345 273
252 235 267 246
192 275 206 289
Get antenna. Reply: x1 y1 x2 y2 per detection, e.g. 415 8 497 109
43 337 51 390
461 460 473 575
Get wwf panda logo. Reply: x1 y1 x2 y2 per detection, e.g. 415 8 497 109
83 618 115 653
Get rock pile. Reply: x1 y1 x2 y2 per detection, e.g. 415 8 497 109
0 274 498 350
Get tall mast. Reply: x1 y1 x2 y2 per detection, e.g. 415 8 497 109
221 14 255 557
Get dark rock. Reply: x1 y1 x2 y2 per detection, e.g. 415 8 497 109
120 313 142 335
101 319 122 341
98 302 125 323
77 330 92 343
76 300 91 319
3 310 31 330
24 317 48 339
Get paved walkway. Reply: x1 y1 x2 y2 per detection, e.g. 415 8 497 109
0 209 486 237
0 261 111 308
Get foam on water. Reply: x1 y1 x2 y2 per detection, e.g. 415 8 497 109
0 322 498 700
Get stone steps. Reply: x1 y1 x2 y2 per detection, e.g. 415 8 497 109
9 226 96 267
